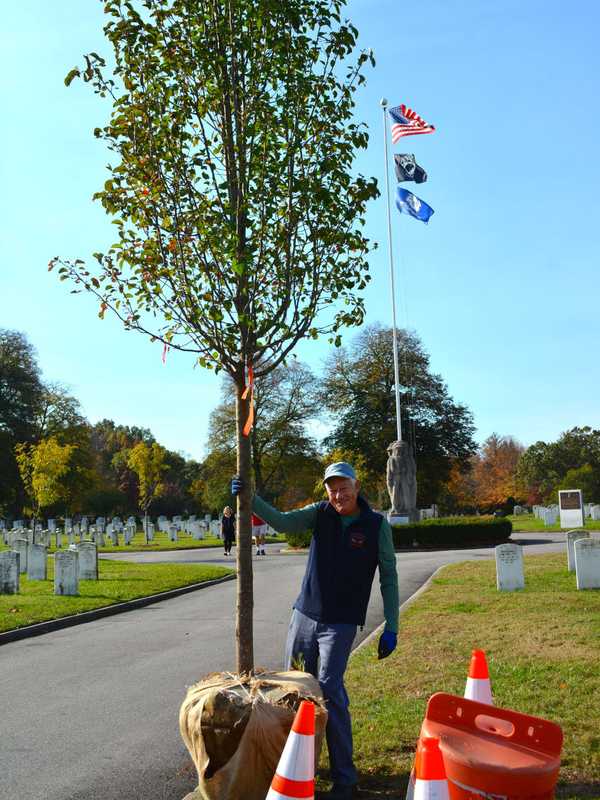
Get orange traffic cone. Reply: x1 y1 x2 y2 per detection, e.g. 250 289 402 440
413 737 449 800
464 649 493 705
405 737 422 799
266 700 315 799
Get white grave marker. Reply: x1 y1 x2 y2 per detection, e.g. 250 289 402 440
54 550 79 595
27 543 47 581
574 538 600 590
559 489 584 530
0 551 19 593
77 542 98 580
13 538 28 574
495 543 525 591
566 530 589 572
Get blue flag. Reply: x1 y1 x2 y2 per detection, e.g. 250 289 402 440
395 186 434 223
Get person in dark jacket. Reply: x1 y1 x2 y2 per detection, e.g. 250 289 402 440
221 506 235 556
232 462 399 800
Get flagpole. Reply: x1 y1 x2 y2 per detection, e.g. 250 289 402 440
380 98 403 442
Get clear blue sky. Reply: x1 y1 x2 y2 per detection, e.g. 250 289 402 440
2 1 599 460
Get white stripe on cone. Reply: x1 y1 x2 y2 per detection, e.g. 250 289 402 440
406 767 415 800
414 777 450 800
464 676 493 705
266 729 314 799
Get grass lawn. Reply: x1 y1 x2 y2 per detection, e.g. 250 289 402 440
0 530 285 554
510 513 600 534
0 559 233 633
335 553 600 800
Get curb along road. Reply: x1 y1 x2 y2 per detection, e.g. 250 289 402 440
0 573 236 647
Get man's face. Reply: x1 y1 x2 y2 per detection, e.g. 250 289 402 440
325 476 360 516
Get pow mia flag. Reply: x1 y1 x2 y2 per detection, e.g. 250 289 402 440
394 153 427 184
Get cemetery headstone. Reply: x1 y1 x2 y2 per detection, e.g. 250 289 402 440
13 538 28 574
27 543 47 581
67 529 75 546
495 543 525 591
559 489 584 529
77 542 98 580
0 551 20 594
566 530 590 572
55 528 62 549
169 524 178 542
591 505 600 521
48 519 56 532
574 538 600 589
54 550 79 595
147 522 155 542
191 522 203 540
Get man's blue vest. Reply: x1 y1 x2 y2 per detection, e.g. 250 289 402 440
294 497 382 626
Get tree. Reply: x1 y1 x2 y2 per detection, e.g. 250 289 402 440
15 437 77 529
56 0 378 672
206 361 321 503
321 324 477 507
472 434 525 511
35 382 87 439
0 330 44 442
0 330 45 515
556 465 599 503
517 427 600 504
127 441 167 540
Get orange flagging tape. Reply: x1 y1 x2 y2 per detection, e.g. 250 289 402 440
241 363 254 437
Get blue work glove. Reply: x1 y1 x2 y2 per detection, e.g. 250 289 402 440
231 475 243 496
377 630 397 660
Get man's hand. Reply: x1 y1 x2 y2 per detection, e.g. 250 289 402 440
377 630 397 660
231 475 243 496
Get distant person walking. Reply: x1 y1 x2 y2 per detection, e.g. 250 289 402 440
221 506 235 556
252 512 268 555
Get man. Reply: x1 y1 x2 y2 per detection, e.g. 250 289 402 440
232 462 399 800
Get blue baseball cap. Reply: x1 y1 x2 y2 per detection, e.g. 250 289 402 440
323 462 357 483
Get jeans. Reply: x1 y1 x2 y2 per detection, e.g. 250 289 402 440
285 608 358 786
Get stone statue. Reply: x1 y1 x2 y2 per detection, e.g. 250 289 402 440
386 439 417 518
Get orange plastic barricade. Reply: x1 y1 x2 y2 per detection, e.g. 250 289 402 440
420 693 563 800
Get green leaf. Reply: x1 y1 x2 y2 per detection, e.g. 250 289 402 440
64 68 80 87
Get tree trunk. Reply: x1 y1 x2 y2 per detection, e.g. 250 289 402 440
235 381 253 674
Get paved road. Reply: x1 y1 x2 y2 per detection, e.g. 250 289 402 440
0 533 566 800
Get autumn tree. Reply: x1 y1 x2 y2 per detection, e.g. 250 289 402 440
55 0 378 672
321 324 477 506
473 434 525 511
15 437 77 529
127 441 167 540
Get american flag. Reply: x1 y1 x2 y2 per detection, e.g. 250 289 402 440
389 104 435 143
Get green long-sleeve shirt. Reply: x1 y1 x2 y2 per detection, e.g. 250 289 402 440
252 495 399 633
